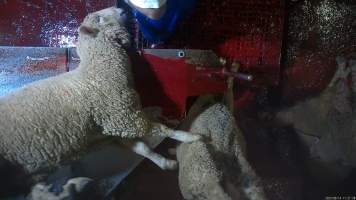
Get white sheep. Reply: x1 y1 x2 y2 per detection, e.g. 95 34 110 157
0 7 200 190
177 103 266 200
276 56 356 186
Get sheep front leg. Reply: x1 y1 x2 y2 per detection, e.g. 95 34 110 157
350 59 356 109
126 140 178 170
150 123 202 143
330 57 353 114
89 136 179 170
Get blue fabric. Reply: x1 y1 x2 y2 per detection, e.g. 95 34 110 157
132 0 196 43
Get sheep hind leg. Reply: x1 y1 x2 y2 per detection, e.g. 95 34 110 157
128 140 178 170
151 123 202 143
89 136 178 170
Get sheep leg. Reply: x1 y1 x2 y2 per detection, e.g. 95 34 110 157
128 140 178 170
350 59 356 110
329 57 350 88
150 123 202 143
91 137 178 170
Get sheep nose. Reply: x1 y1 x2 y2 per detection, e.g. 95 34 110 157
113 7 128 23
113 7 125 15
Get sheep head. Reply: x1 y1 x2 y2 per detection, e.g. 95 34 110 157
77 7 130 58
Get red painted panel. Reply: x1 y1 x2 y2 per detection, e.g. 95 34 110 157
166 0 285 86
0 0 116 47
133 54 189 117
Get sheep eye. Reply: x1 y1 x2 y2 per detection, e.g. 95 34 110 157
96 15 105 24
99 16 105 24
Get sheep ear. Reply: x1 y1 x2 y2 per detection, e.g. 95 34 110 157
112 32 130 48
116 38 130 49
78 26 99 37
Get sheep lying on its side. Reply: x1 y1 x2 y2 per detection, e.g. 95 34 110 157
0 7 200 192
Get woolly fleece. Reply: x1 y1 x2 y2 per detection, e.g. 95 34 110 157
0 7 181 178
177 104 266 200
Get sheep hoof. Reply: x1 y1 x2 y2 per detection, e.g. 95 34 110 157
161 159 178 170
